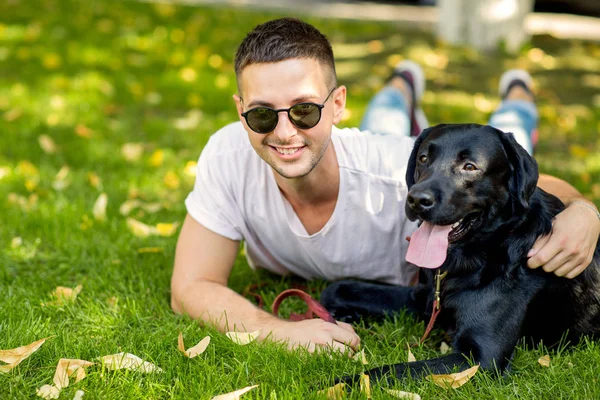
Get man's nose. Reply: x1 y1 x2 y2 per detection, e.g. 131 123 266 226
272 111 296 140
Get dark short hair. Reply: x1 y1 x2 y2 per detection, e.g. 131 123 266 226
234 18 337 91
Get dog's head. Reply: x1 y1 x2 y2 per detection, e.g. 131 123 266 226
404 124 538 268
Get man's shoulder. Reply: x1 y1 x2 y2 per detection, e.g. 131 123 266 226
333 126 415 180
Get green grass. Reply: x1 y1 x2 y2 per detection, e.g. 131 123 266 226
1 0 599 398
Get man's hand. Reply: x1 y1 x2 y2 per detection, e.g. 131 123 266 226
269 318 360 353
527 202 600 278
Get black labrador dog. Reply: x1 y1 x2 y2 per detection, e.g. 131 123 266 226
321 123 600 382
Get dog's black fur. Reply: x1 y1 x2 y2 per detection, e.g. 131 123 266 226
321 123 600 383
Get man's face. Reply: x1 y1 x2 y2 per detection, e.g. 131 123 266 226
234 58 345 179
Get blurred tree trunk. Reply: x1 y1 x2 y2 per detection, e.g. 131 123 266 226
437 0 534 52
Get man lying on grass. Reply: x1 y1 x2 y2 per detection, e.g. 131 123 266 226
170 17 600 353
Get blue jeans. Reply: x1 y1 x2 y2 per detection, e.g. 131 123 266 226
360 86 539 155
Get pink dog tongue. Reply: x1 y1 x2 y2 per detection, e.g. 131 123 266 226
406 221 452 269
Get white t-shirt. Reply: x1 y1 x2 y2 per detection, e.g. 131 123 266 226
185 121 419 286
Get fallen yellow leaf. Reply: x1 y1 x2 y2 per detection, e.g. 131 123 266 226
0 337 50 373
317 383 346 399
121 143 143 162
119 200 141 216
440 342 451 355
360 374 371 399
73 390 85 400
53 358 94 390
93 193 108 222
538 354 550 367
407 344 416 362
137 247 163 254
100 352 162 373
163 171 180 190
352 348 368 365
38 135 58 154
178 332 211 358
44 285 83 306
126 218 155 238
87 172 101 188
383 389 422 399
36 384 60 399
426 364 479 389
225 330 261 345
211 384 258 400
148 149 164 167
155 222 179 237
75 124 94 138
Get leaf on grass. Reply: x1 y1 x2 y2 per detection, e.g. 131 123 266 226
317 383 346 399
100 352 162 373
53 358 94 389
211 384 258 400
137 247 163 254
121 143 143 162
120 200 142 216
383 389 422 399
52 166 71 191
155 222 179 237
538 354 550 367
36 384 60 399
407 344 416 362
225 330 261 345
148 149 164 167
360 374 371 399
352 348 368 365
178 332 211 358
0 337 49 373
440 342 451 355
44 285 83 306
87 172 101 189
93 193 108 221
73 390 85 400
426 364 479 389
126 218 155 238
38 135 58 154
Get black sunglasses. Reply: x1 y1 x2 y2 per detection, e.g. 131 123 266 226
240 87 337 134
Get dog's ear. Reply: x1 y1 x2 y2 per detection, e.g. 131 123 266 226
406 126 436 189
496 130 539 214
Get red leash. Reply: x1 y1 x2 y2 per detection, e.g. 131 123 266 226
415 269 447 346
271 289 337 324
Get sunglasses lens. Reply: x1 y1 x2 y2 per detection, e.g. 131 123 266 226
247 108 278 133
290 104 321 129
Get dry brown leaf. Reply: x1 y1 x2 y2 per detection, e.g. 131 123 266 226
407 344 416 362
53 358 94 390
0 337 49 373
119 199 141 216
360 374 371 399
39 135 58 154
93 193 108 221
440 342 451 355
383 389 422 399
426 364 479 389
317 383 346 399
73 390 85 400
178 332 211 358
352 348 368 365
36 384 60 399
211 384 259 400
538 354 550 367
100 352 163 373
225 330 261 345
126 218 156 238
121 143 143 162
44 285 83 306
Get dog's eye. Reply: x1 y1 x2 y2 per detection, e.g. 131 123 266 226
464 163 477 171
419 155 428 163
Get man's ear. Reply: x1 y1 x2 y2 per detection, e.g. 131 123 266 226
331 86 347 125
233 94 243 119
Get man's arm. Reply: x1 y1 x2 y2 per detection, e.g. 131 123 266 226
170 214 360 352
527 174 600 278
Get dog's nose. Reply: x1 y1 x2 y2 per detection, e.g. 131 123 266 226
407 190 435 212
